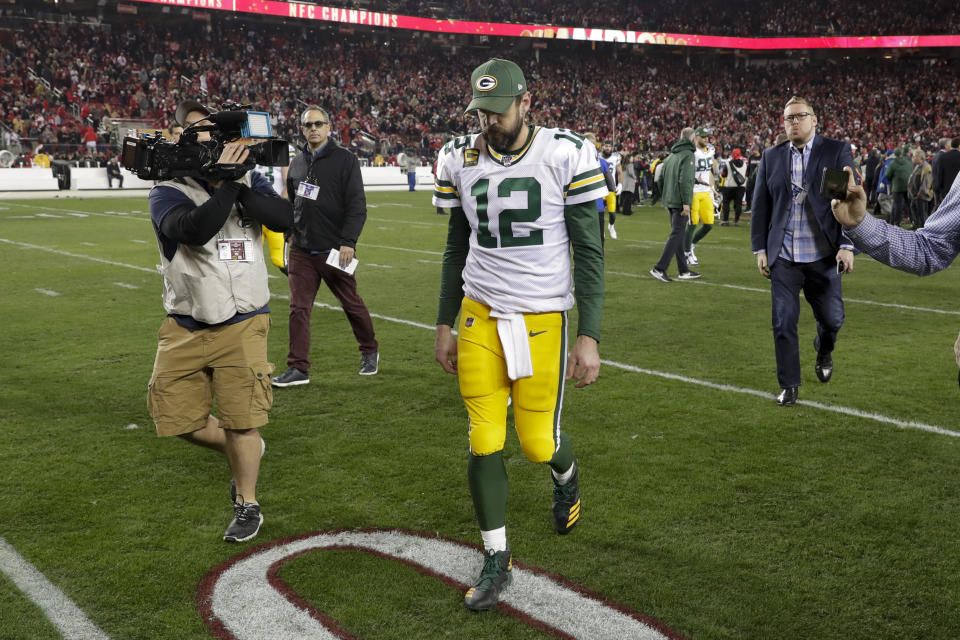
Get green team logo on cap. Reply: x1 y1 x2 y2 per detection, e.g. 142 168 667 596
476 75 498 92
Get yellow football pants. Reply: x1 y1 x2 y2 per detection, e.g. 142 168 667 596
457 297 567 463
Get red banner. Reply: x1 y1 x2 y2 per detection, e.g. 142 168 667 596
130 0 960 50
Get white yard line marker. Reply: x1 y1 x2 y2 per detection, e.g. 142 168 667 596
272 295 436 331
3 202 147 221
608 270 960 316
363 242 442 255
113 282 139 289
0 238 156 274
602 359 960 438
367 216 442 228
0 538 111 640
3 237 955 437
35 288 60 296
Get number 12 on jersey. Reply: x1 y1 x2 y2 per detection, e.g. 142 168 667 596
471 177 543 249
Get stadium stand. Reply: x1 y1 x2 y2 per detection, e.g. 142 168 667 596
1 3 958 169
278 0 960 37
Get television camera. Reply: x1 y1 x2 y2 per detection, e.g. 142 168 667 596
121 103 288 181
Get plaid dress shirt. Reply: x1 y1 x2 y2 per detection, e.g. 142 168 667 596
780 141 834 263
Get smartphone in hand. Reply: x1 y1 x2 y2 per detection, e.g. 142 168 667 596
820 167 848 201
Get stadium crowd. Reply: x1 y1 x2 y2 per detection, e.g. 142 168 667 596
1 16 958 169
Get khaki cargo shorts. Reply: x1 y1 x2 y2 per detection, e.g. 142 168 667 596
147 314 274 436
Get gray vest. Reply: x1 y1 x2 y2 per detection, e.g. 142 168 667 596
153 176 270 324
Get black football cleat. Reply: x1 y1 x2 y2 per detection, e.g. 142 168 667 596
464 547 512 611
552 459 581 534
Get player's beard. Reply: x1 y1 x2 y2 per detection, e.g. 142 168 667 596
484 116 525 153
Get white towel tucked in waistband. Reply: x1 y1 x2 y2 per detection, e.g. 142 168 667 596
489 310 534 380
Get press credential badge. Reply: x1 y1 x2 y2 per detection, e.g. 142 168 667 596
297 181 319 200
217 238 255 262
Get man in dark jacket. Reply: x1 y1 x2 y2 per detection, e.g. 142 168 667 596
751 96 855 406
884 146 913 226
650 127 700 282
744 146 762 211
273 105 379 387
934 137 960 205
863 147 881 208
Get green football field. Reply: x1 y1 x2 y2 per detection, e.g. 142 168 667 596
1 192 959 639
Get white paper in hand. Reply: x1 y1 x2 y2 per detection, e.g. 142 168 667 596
326 248 359 275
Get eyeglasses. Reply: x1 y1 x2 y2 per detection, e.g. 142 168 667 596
302 120 329 129
783 113 813 124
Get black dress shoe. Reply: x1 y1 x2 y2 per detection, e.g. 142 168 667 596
776 387 798 406
815 353 833 383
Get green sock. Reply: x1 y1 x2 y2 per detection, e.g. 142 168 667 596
693 223 713 245
548 432 574 475
684 225 696 251
468 451 508 531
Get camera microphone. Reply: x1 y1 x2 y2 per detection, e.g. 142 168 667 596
206 111 248 127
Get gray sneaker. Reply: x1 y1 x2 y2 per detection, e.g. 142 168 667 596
272 367 309 387
223 500 263 543
359 352 379 375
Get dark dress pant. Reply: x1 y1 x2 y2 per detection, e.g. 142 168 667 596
654 208 690 274
287 245 378 372
769 256 844 388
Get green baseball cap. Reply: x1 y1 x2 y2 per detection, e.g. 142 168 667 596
694 126 713 137
465 58 527 115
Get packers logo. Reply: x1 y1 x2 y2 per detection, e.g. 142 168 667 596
464 149 479 167
475 75 498 92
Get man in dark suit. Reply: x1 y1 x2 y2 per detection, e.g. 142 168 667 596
750 97 856 406
933 136 960 205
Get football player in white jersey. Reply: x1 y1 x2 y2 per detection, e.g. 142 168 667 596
253 144 297 274
433 58 605 612
684 126 718 265
601 142 623 238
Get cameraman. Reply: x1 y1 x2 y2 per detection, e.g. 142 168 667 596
146 99 293 543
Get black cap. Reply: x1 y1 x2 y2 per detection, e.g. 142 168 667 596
174 99 211 127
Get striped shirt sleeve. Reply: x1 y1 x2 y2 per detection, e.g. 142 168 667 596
846 173 960 276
